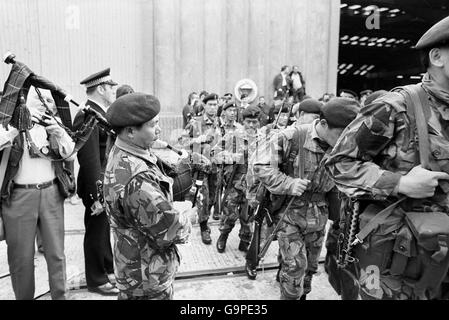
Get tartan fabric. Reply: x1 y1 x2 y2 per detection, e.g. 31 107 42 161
0 61 72 129
0 61 33 128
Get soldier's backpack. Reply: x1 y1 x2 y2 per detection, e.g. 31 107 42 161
348 84 449 300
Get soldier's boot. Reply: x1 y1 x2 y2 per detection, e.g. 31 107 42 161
216 233 229 253
245 262 257 280
238 240 249 252
200 222 212 245
301 271 313 300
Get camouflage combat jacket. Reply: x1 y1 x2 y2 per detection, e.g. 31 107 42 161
253 120 335 230
178 114 221 158
326 79 449 212
212 128 261 191
103 137 191 297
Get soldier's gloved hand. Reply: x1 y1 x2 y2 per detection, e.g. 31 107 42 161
397 165 449 198
291 178 310 196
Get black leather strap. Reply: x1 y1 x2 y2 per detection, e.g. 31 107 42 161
13 178 58 190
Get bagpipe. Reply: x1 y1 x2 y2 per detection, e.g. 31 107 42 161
0 52 110 160
0 52 192 201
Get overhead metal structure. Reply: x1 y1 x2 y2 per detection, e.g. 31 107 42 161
338 0 449 94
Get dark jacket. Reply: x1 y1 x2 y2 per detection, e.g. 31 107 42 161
73 100 110 201
182 104 194 128
273 73 292 93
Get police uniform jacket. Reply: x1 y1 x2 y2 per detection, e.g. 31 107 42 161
73 99 110 202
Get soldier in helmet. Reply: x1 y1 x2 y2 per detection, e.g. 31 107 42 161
326 16 449 300
103 93 191 300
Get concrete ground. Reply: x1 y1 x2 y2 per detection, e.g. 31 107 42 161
0 149 340 300
0 198 339 300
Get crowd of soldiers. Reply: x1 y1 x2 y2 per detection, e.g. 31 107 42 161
2 15 449 302
175 84 361 300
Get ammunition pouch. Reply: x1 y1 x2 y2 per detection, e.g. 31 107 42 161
355 203 449 300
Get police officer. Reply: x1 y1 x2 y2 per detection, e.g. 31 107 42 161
326 16 449 300
103 93 191 300
74 68 118 295
179 93 221 244
253 98 358 300
214 106 261 253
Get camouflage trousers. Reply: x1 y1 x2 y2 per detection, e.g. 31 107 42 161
117 284 174 300
277 204 328 300
219 185 252 244
186 170 218 224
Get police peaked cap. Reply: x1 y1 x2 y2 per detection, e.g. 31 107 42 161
106 93 161 128
242 106 260 119
202 93 219 104
321 98 359 128
415 15 449 50
80 68 118 89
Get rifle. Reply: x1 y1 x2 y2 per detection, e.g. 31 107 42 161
213 126 227 217
245 185 271 269
254 125 308 262
258 196 295 260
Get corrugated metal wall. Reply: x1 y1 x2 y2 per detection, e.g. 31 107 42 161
0 0 340 141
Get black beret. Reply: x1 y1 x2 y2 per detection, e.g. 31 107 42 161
116 84 135 99
242 106 260 119
80 68 118 88
293 98 322 115
222 101 237 111
106 93 161 128
360 89 373 97
203 93 219 104
321 98 359 128
415 15 449 50
339 89 358 100
363 90 388 106
273 102 291 114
